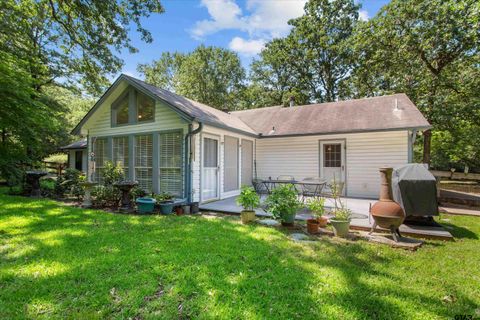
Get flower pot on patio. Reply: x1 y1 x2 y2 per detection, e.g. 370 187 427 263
240 210 256 224
318 216 328 228
159 202 174 215
182 204 191 214
330 219 350 237
136 197 156 214
175 206 184 215
306 218 320 234
281 212 296 226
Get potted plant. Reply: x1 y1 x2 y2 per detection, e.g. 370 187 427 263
307 197 328 226
329 176 352 237
136 197 156 214
236 186 260 224
306 197 327 233
330 207 352 237
155 192 175 215
265 184 301 226
175 205 184 215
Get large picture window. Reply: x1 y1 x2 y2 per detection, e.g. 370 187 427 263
159 132 183 197
93 138 107 183
111 88 155 126
135 135 153 192
113 136 129 179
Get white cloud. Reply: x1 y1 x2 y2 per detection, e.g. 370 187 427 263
190 0 307 54
359 9 369 21
229 37 265 56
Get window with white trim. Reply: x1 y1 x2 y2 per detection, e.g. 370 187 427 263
113 136 129 179
135 135 153 192
159 132 183 197
93 138 107 183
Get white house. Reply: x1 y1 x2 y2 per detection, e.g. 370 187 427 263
69 74 431 203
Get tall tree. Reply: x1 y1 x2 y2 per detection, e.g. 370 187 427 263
0 0 164 94
139 46 246 110
250 0 359 105
345 0 479 165
0 0 163 183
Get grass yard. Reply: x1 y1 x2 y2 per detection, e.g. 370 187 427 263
0 193 479 319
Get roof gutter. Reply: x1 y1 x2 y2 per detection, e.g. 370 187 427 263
184 121 203 203
257 126 432 139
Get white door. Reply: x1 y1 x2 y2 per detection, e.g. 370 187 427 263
202 136 219 202
320 141 346 194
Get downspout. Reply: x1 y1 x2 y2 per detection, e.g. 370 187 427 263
184 121 203 203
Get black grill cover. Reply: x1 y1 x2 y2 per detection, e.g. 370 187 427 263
391 164 439 217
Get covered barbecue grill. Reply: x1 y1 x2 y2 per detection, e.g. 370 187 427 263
391 164 439 220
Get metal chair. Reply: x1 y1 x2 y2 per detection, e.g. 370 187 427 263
252 178 268 194
277 175 295 181
301 177 326 202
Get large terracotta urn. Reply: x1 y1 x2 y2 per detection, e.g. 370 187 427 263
370 167 405 241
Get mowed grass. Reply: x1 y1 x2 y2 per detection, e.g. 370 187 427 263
0 193 479 319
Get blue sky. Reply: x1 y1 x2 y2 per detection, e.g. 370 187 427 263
119 0 390 79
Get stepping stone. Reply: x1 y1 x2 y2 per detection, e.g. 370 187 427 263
258 219 280 227
290 233 311 241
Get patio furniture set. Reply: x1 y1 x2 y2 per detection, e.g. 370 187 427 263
252 175 344 202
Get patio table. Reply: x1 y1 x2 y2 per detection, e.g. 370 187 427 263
260 179 327 199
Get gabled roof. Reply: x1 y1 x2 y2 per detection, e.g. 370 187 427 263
60 139 87 150
231 94 431 137
72 74 430 138
72 74 256 136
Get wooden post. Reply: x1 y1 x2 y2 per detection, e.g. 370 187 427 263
422 129 432 166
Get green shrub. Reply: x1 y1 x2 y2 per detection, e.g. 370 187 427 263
92 185 120 207
130 185 147 201
154 192 174 203
102 161 125 186
265 184 301 220
236 186 260 211
307 197 325 218
43 153 67 164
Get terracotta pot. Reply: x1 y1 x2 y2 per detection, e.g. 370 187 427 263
175 206 184 215
306 219 320 234
317 216 328 227
240 210 256 224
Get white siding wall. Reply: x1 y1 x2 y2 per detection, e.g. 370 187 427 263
255 131 409 198
191 124 255 203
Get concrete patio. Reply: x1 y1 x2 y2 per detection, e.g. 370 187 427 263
200 196 454 240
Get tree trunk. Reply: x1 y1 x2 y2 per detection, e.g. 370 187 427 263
422 129 432 166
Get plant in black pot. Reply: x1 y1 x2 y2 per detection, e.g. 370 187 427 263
155 192 175 215
265 184 301 226
236 186 260 224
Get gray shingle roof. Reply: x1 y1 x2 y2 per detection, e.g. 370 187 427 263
61 139 87 150
73 74 430 138
124 75 257 135
231 93 430 137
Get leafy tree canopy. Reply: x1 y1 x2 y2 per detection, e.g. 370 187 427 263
139 45 246 110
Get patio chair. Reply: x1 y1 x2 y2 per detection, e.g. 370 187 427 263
276 175 295 181
301 177 326 202
252 178 268 194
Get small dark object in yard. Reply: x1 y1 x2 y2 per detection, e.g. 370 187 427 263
25 171 48 197
114 181 138 212
190 202 200 213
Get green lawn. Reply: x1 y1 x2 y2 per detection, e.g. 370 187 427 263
0 193 479 319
